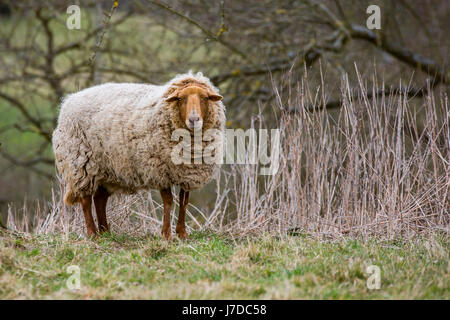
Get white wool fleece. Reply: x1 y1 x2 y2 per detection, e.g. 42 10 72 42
52 72 226 204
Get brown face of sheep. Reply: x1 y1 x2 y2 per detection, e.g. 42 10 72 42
166 86 222 130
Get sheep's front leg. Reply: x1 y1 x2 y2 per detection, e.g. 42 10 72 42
160 188 173 240
81 196 97 237
176 188 189 240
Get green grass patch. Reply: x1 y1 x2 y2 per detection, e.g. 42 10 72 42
0 230 448 299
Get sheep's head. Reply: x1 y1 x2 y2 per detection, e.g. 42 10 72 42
166 85 222 130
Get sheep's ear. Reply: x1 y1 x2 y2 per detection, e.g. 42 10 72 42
208 94 223 101
166 94 180 102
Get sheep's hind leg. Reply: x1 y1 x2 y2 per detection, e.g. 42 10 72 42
160 188 173 240
94 186 110 233
176 188 189 240
81 196 97 237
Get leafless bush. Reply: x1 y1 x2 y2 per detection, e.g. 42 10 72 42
215 69 449 239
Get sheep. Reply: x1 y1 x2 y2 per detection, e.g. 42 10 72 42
52 72 225 239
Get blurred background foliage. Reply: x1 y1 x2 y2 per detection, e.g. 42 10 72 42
0 0 448 213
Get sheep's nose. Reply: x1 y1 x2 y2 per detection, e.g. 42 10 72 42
189 116 200 125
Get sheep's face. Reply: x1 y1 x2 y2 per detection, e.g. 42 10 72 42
166 86 222 130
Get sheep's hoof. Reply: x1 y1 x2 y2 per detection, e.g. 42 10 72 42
86 232 98 240
162 232 172 241
176 230 189 240
178 232 189 240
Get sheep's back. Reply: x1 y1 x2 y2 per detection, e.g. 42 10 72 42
53 82 171 196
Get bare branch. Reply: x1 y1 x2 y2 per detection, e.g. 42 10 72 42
0 91 51 142
349 24 448 84
141 0 255 66
290 85 426 112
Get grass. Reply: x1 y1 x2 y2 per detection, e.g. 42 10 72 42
0 229 448 299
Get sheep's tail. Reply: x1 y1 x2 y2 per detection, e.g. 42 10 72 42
64 189 80 206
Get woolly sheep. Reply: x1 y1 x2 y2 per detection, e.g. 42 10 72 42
52 72 225 239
